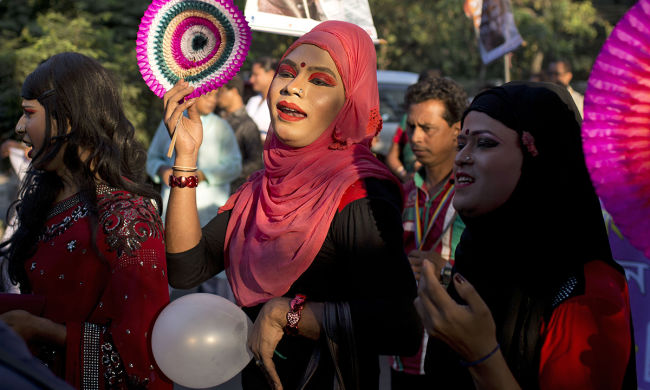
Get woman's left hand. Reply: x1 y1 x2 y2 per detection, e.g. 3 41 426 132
414 261 498 363
248 297 289 390
0 310 66 346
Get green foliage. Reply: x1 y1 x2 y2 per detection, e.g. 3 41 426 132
0 0 159 145
367 0 612 89
371 0 480 77
511 0 612 81
0 0 624 141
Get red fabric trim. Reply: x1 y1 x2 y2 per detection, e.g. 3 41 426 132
538 261 631 389
338 179 368 212
392 127 404 144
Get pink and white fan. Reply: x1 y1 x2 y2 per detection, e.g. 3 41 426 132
583 0 650 258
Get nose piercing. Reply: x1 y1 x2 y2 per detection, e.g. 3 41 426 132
15 126 26 135
299 89 303 95
464 155 471 161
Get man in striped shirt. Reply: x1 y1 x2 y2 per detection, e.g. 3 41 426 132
391 76 468 389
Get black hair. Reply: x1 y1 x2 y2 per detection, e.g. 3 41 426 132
417 69 442 83
549 59 572 73
2 52 161 292
223 75 245 98
427 82 635 388
253 56 279 72
404 76 468 126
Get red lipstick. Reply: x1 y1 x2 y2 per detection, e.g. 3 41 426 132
276 101 307 122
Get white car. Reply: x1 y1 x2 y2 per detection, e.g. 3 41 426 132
373 70 418 157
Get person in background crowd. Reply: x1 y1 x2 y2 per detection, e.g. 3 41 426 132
0 52 171 389
216 75 264 195
391 76 467 389
246 57 278 142
385 69 441 182
0 139 31 293
146 90 241 226
164 21 421 389
418 82 635 389
547 59 584 117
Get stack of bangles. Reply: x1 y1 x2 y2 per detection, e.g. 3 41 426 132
169 165 198 188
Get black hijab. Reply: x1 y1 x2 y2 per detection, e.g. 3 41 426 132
425 82 635 388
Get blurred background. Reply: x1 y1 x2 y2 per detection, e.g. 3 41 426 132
0 0 637 148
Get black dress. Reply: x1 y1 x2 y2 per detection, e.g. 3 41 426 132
167 178 422 389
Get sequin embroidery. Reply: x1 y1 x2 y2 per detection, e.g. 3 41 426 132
98 192 163 258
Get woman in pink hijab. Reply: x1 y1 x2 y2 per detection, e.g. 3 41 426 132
164 21 421 389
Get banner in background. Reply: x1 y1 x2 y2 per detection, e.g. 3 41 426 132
464 0 522 64
604 208 650 388
245 0 378 41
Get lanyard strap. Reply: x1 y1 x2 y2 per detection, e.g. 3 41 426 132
414 183 455 250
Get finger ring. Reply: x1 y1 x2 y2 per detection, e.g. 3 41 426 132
440 263 453 288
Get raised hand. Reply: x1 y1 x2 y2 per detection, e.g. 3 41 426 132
408 249 447 282
162 80 203 162
414 261 498 363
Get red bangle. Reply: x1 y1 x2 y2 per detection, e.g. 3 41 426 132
283 294 307 336
169 174 198 188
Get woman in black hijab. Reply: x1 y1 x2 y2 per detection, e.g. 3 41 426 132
416 82 636 389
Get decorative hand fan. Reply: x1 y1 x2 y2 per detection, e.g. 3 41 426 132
136 0 251 100
583 0 650 258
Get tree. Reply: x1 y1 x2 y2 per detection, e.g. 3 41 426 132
0 0 159 144
0 0 621 141
511 0 612 81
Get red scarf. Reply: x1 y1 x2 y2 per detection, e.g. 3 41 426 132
220 21 400 306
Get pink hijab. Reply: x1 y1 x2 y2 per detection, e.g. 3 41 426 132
220 21 400 307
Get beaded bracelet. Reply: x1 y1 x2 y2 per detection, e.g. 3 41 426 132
459 343 500 367
169 175 198 188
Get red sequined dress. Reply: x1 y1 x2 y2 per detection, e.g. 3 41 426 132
26 185 172 389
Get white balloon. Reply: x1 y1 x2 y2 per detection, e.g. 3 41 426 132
151 293 253 388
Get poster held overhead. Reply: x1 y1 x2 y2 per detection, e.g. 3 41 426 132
464 0 523 64
245 0 379 41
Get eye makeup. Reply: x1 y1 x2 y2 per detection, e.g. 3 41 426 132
277 63 297 77
308 72 337 86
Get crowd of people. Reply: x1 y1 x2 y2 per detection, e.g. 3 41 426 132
0 19 636 390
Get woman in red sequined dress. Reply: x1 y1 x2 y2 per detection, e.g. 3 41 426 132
0 52 172 389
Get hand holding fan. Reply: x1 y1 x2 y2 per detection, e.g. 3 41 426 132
136 0 251 156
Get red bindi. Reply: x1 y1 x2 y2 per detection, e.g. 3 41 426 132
300 62 306 68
